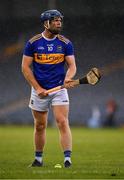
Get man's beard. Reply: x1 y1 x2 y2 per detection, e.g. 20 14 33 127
49 28 61 35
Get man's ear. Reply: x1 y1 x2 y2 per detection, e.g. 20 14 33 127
44 20 50 29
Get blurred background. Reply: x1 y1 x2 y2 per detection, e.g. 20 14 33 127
0 0 124 127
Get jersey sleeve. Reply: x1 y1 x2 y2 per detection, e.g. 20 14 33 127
23 41 34 57
65 41 74 56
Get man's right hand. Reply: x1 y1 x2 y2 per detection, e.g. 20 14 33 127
36 87 47 98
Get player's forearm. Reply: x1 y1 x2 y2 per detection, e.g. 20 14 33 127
65 65 77 80
22 66 41 91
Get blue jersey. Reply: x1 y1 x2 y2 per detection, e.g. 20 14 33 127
23 33 74 89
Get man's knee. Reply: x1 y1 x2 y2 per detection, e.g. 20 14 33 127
35 123 46 133
56 117 69 129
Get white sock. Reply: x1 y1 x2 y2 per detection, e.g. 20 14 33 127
64 157 72 163
35 157 42 163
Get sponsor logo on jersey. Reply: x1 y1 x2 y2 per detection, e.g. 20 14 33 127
34 53 64 64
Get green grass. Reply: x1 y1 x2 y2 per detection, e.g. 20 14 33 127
0 126 124 179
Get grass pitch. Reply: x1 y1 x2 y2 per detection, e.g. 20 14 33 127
0 125 124 179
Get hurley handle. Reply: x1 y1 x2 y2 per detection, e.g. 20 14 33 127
46 85 64 94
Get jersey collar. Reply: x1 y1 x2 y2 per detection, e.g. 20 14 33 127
42 32 57 41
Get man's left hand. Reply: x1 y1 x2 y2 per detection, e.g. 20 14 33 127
64 78 75 89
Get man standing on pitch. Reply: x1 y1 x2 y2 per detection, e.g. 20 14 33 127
22 9 76 168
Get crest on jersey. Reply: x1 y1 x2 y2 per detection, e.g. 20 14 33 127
57 45 62 52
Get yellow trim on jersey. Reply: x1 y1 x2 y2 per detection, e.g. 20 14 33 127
34 53 65 64
57 35 69 44
29 34 42 44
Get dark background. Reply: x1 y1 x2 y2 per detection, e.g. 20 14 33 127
0 0 124 126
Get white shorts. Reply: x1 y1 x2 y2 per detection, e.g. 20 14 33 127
29 87 69 112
